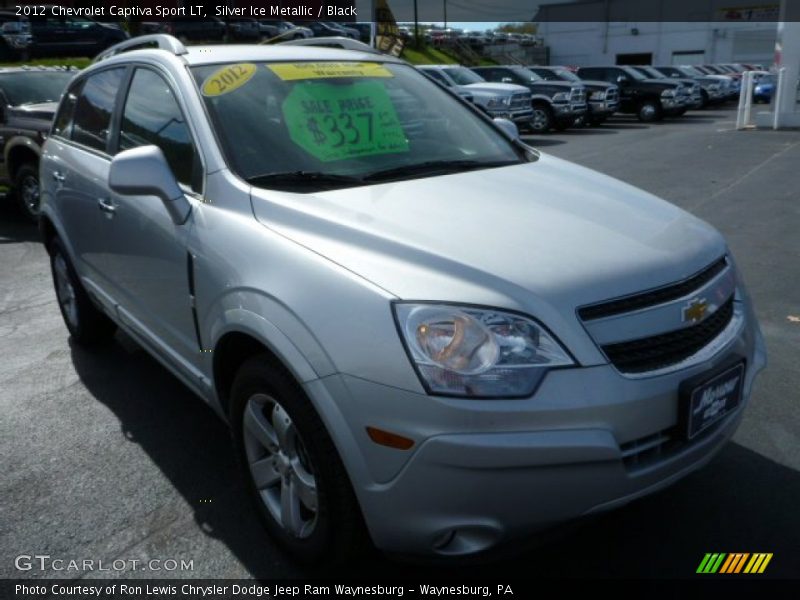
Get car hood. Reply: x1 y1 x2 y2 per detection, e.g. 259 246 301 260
250 154 726 333
7 101 57 123
577 79 614 91
462 82 530 95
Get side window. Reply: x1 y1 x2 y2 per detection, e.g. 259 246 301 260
52 80 84 139
118 68 201 193
72 68 125 152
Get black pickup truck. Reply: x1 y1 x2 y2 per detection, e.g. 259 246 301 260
577 66 686 122
471 65 588 133
0 67 75 221
528 66 619 126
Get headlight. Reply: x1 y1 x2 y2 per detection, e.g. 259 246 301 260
661 89 676 98
552 92 570 102
486 96 511 108
589 90 606 100
394 303 574 398
709 83 720 92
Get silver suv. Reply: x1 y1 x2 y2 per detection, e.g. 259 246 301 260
40 36 766 562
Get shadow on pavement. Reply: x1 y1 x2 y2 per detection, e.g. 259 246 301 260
69 334 800 579
0 197 39 244
558 127 619 135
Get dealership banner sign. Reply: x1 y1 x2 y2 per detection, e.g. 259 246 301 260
10 0 800 22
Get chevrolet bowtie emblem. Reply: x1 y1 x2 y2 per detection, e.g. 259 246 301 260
683 297 709 323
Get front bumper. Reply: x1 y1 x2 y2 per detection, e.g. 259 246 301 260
487 107 534 124
553 102 588 120
304 297 766 557
588 100 618 117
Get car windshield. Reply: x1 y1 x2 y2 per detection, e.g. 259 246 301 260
680 66 704 77
192 61 524 191
553 69 580 82
758 75 775 84
511 67 542 82
620 66 647 80
639 66 664 79
0 71 73 106
443 67 485 85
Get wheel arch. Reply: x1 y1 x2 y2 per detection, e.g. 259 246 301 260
5 138 41 181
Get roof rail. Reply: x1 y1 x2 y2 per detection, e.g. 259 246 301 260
94 34 188 63
277 36 382 55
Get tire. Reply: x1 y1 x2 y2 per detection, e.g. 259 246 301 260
699 89 709 109
530 103 554 133
553 118 573 131
637 99 662 122
231 355 368 564
49 238 117 346
14 163 42 223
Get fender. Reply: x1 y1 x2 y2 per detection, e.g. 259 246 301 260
530 93 555 104
4 135 41 167
204 289 338 406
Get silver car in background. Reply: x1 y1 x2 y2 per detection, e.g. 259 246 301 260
40 36 766 563
418 64 534 128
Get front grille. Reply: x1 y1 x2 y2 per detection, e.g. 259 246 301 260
621 415 730 472
620 429 678 471
579 258 728 320
570 87 586 103
510 93 530 110
602 297 734 374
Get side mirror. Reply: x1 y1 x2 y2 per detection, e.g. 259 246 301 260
493 117 519 141
109 145 191 225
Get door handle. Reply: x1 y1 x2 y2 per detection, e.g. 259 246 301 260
52 171 66 183
97 197 116 214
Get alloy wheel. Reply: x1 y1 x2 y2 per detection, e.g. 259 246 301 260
242 393 319 539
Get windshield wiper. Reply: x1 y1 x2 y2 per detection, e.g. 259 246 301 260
246 171 365 190
364 159 518 183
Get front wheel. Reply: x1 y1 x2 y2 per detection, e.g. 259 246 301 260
15 163 41 222
231 356 367 564
530 104 554 133
637 100 663 122
49 238 117 346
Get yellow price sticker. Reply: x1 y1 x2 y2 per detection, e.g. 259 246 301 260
201 63 257 97
268 62 394 81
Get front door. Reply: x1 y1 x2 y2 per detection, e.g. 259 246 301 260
102 67 204 370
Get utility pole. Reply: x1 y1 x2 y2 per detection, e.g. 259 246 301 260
444 0 447 30
414 0 419 43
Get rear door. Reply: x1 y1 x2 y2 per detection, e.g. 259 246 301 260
44 67 127 312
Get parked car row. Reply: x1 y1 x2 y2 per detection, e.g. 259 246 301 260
418 61 749 133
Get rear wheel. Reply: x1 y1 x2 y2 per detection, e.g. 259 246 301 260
530 103 554 133
49 238 116 346
231 355 368 564
14 163 41 222
637 99 662 122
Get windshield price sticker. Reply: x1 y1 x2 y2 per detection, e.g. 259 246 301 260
202 63 257 97
283 81 409 163
269 62 394 81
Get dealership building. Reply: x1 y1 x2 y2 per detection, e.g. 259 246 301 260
535 0 779 67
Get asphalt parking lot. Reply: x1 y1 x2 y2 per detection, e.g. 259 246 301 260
1 105 798 581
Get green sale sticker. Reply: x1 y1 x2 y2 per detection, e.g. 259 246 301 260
282 81 409 163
